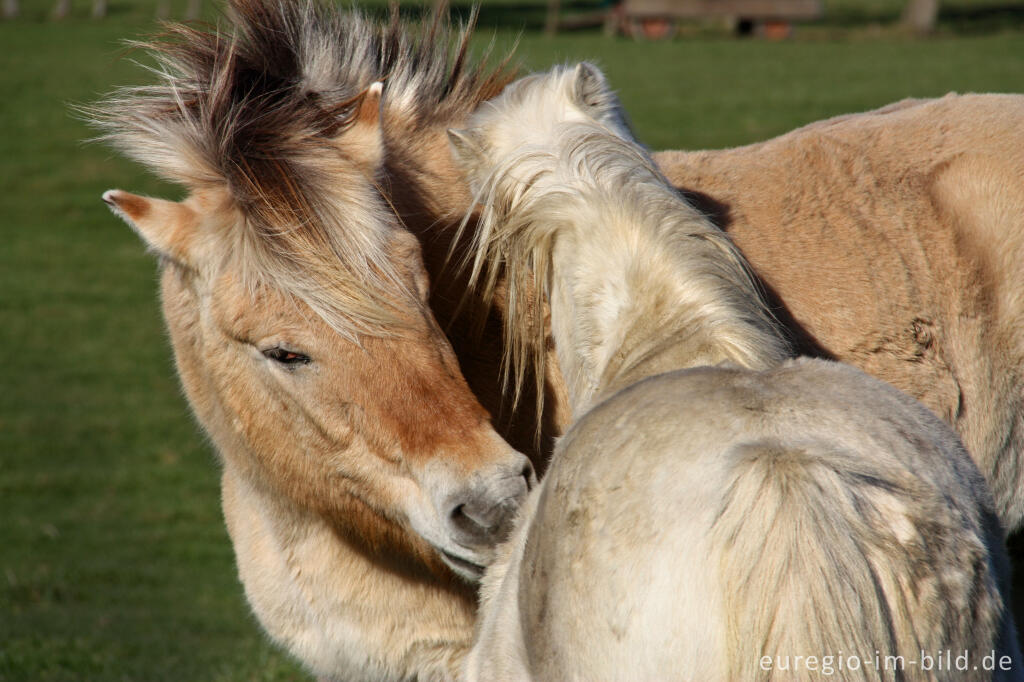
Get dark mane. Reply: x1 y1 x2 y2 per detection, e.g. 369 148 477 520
88 0 517 337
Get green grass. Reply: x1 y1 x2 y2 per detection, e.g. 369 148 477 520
3 2 1024 679
1 13 312 682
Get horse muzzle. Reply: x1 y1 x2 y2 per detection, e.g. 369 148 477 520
444 461 533 546
413 452 535 581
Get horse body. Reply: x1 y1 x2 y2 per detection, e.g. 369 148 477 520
94 2 535 678
653 94 1024 529
452 64 1019 680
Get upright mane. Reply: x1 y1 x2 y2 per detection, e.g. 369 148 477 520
456 65 791 413
88 0 516 339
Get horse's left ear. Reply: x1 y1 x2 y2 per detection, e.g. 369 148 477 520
345 81 384 171
571 62 616 118
355 81 383 125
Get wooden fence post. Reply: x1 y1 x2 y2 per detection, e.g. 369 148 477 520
901 0 939 34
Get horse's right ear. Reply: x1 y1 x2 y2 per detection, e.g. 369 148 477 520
571 62 617 119
447 128 484 165
102 190 198 267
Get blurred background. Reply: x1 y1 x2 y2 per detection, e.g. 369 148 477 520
3 0 1024 679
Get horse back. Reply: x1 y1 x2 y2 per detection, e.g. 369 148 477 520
507 359 1015 680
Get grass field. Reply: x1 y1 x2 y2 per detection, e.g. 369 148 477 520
3 1 1024 679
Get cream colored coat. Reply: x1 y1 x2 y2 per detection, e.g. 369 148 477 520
407 93 1024 531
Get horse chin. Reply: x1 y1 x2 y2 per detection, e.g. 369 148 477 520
439 549 487 583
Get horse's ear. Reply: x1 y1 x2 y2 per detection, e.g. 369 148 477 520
344 81 384 171
356 81 383 125
103 190 198 267
447 128 483 165
571 62 616 118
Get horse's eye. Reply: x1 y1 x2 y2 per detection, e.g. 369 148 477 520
262 347 311 366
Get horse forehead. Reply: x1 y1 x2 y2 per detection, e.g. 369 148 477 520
204 270 316 332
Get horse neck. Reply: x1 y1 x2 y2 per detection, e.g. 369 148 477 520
541 158 791 416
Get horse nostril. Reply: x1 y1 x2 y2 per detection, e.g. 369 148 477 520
441 454 533 547
446 481 526 546
448 499 498 546
451 497 504 531
449 503 480 537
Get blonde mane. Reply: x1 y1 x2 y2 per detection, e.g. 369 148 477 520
458 65 791 415
88 0 516 339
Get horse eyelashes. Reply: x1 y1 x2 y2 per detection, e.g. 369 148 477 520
262 346 311 366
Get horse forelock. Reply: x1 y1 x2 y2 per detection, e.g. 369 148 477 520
89 0 516 339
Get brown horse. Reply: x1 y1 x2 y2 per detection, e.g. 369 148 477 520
91 2 536 678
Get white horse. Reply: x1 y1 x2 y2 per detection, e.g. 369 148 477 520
451 64 1021 681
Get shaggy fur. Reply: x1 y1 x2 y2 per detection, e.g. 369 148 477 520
470 361 1020 681
89 0 514 341
381 55 1024 535
92 0 1024 676
93 2 533 680
453 65 1020 681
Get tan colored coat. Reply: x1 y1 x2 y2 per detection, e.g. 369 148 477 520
651 94 1024 528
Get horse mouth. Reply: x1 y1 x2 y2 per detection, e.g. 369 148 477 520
441 550 486 582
